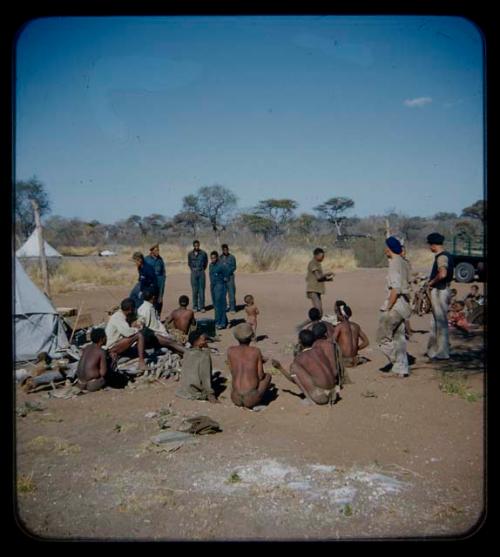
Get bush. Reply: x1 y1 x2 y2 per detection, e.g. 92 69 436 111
248 242 286 271
351 237 387 268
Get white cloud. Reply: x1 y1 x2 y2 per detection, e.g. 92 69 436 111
404 97 433 108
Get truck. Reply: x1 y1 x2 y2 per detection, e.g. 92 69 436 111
451 233 485 283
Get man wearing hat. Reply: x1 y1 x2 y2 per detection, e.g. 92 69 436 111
376 236 412 377
145 243 166 316
130 252 158 310
227 323 272 409
425 233 455 360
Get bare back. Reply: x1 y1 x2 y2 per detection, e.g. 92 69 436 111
293 346 336 390
334 320 356 358
313 339 338 383
77 344 107 382
227 345 264 394
169 307 195 334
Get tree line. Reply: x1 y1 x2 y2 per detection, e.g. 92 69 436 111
15 176 485 250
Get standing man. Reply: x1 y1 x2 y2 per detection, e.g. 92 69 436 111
145 243 166 316
305 248 334 317
220 244 237 313
425 233 455 360
209 250 229 330
188 240 208 313
130 252 158 311
376 236 412 377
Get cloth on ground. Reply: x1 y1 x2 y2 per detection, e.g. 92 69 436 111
181 415 222 434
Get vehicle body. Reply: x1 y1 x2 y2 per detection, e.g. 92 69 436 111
451 233 485 283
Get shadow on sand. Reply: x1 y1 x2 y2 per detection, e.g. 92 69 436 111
212 371 228 397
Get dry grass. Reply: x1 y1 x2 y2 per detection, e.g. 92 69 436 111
25 242 358 293
17 472 37 494
407 248 435 269
57 246 99 256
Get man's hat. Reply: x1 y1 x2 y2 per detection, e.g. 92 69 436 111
385 236 403 254
233 323 254 342
149 243 159 251
426 232 445 245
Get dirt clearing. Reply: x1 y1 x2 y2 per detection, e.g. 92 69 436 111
15 269 485 540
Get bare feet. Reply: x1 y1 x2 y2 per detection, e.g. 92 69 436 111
208 394 219 404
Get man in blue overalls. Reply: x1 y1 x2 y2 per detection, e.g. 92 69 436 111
145 243 166 317
220 244 237 313
130 252 158 311
188 240 208 313
209 250 229 329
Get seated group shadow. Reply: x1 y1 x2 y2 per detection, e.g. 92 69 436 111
256 335 269 342
204 304 214 311
235 304 246 312
258 383 279 406
281 388 305 399
228 318 246 328
212 371 228 397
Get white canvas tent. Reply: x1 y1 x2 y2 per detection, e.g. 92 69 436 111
16 228 62 259
14 257 69 361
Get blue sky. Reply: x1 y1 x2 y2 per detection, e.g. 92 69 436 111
15 15 484 224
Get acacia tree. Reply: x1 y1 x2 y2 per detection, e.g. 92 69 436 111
173 210 204 238
314 197 354 236
196 184 238 242
15 176 51 239
254 198 298 238
126 215 148 239
433 212 458 221
240 213 276 242
461 200 485 222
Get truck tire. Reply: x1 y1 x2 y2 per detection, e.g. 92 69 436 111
455 262 475 283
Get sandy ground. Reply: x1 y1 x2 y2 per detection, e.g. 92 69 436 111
15 268 485 541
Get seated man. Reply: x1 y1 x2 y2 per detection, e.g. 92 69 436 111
333 301 370 367
303 307 336 339
105 298 148 371
272 329 339 406
76 328 109 392
227 323 272 409
176 330 217 402
165 295 196 342
464 284 484 314
137 288 186 356
311 321 348 387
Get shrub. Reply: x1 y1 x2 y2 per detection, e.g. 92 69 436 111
351 237 387 268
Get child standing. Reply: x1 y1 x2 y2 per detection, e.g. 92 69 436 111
244 294 259 337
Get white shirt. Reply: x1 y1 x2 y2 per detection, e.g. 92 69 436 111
137 300 167 334
104 310 138 348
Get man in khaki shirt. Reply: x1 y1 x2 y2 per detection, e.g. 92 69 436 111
305 248 334 317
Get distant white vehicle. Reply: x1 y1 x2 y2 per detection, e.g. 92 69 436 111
98 249 116 257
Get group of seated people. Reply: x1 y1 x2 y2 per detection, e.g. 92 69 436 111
76 290 371 410
447 284 484 334
175 299 370 409
76 290 196 391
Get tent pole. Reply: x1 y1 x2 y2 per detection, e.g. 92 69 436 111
31 200 51 298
